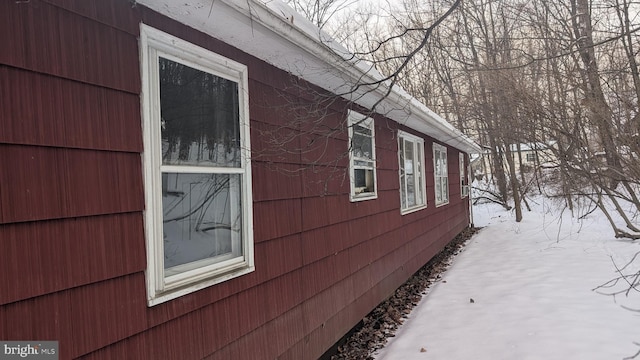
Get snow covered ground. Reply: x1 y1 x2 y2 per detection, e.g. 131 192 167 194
375 196 640 360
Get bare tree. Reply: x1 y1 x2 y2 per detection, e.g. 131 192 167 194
277 0 640 235
364 0 640 230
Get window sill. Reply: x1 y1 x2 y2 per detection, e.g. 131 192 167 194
350 193 378 202
147 265 255 306
400 204 427 215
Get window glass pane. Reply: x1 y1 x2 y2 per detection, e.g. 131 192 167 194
354 169 375 193
365 169 375 192
348 112 376 201
406 174 416 206
416 146 424 205
434 145 449 205
354 168 367 188
159 57 241 167
406 142 416 206
404 140 414 174
354 124 372 137
444 178 449 200
352 131 372 160
441 151 447 175
399 135 427 210
162 172 242 271
354 160 374 167
399 139 406 209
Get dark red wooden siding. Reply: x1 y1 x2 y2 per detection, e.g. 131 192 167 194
0 1 472 359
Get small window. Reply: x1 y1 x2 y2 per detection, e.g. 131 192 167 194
140 25 254 305
434 143 449 206
398 131 426 214
348 110 377 201
460 152 469 198
526 153 537 162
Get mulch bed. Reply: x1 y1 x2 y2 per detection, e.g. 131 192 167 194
324 227 480 360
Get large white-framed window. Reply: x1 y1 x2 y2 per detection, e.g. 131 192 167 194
348 110 377 201
434 143 449 206
398 131 427 214
140 24 254 306
460 152 469 198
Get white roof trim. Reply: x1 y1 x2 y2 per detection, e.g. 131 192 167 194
136 0 481 153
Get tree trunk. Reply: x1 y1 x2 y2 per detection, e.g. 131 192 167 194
504 142 523 222
571 0 621 187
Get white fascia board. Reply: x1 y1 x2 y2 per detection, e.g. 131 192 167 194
136 0 481 154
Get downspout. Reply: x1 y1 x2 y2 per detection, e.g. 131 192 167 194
468 157 474 228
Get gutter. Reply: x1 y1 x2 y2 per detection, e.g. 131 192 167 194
136 0 481 154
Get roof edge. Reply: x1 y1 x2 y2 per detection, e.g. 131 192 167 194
136 0 481 153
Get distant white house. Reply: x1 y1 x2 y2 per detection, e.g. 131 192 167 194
472 142 557 180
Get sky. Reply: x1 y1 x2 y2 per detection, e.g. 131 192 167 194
375 188 640 360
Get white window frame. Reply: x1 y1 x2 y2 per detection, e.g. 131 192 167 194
460 152 469 198
140 24 254 306
398 131 427 214
434 143 449 206
348 110 377 202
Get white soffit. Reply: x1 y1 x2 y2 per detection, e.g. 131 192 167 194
136 0 481 154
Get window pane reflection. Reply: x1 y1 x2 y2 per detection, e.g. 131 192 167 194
162 173 242 271
159 57 241 167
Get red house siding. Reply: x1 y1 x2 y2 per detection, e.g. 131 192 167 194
0 1 472 359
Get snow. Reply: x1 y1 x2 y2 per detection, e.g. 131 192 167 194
375 196 640 360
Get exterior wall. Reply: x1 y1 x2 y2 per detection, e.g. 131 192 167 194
0 1 471 359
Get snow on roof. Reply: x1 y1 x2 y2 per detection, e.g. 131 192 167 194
136 0 481 154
